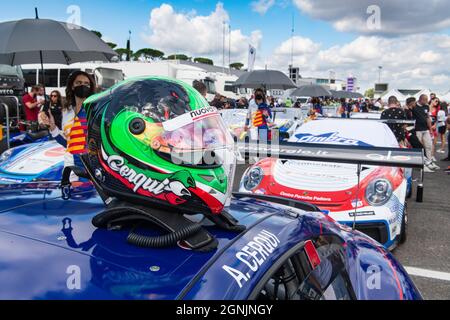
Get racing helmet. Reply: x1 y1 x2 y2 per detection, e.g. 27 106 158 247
82 77 236 216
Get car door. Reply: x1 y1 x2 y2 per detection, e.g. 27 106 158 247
249 235 357 301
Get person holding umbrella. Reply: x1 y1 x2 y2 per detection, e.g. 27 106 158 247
250 90 274 142
40 71 96 174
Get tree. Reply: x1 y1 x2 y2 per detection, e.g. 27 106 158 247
115 48 133 61
230 62 244 70
365 88 375 98
134 48 165 61
194 57 214 65
107 42 117 49
167 54 190 61
91 30 103 38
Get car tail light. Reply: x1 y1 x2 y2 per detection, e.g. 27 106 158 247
304 240 321 270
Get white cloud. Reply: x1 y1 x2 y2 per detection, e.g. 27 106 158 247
274 36 321 55
269 33 450 92
293 0 450 36
142 3 262 66
419 50 442 64
432 74 450 85
251 0 276 15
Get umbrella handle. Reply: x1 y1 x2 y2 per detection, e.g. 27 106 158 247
39 51 48 106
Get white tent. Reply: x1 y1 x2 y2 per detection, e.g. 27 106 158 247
440 91 450 102
413 89 433 100
381 89 408 104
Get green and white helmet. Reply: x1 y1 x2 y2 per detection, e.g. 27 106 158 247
82 77 236 216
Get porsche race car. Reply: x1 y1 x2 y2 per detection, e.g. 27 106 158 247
0 140 65 184
240 119 417 250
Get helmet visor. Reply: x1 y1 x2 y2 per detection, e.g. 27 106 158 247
137 106 235 167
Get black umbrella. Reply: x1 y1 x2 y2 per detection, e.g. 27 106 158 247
234 70 296 90
290 84 332 97
350 92 364 99
0 11 117 95
331 90 352 99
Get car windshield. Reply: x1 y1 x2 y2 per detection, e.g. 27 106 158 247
204 79 216 94
220 109 248 127
95 68 124 89
0 65 23 78
273 108 303 120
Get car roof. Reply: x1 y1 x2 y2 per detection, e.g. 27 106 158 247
0 182 317 300
290 119 399 147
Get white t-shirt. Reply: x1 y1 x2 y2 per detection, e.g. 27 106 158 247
437 110 446 127
247 99 258 126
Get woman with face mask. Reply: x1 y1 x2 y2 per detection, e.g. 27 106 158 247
40 71 96 173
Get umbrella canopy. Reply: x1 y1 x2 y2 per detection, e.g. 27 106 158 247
349 92 364 99
291 84 332 97
331 90 353 99
0 18 117 65
234 70 296 90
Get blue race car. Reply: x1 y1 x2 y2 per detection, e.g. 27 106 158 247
0 140 64 184
0 182 422 300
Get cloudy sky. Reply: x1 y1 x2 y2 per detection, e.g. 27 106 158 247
2 0 450 92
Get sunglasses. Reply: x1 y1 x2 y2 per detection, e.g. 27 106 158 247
50 95 58 98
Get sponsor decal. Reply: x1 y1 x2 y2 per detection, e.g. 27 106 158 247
190 106 217 121
44 147 66 158
280 191 332 202
366 152 412 162
351 199 364 208
222 230 281 288
0 177 25 183
100 149 196 205
163 106 218 132
348 211 376 217
240 145 330 157
0 89 14 95
294 132 372 147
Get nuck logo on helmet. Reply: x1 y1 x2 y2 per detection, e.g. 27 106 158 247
294 132 372 147
190 107 217 121
105 154 192 198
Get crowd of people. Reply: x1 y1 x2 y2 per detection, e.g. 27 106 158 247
22 84 64 130
193 82 450 173
380 94 450 173
19 78 450 175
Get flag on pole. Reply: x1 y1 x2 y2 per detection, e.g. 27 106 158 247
248 44 256 72
126 30 131 62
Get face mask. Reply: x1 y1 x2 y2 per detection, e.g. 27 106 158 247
255 95 264 101
73 85 91 99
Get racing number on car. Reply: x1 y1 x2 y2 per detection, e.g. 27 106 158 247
222 230 280 288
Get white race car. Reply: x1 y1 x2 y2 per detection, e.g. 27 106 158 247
240 119 410 250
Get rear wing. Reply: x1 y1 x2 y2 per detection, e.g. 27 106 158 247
316 116 416 126
236 141 425 202
236 141 424 169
